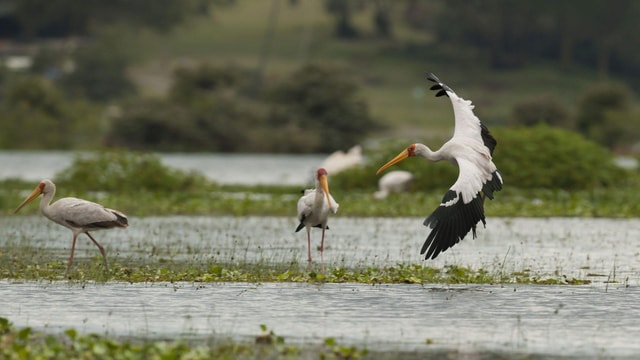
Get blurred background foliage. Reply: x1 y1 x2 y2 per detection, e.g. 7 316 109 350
0 0 640 192
55 151 210 193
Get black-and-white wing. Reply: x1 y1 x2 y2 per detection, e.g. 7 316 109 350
420 73 504 260
427 73 497 155
421 158 502 260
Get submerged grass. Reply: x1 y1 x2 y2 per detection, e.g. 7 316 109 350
1 317 532 360
0 252 589 286
0 317 373 360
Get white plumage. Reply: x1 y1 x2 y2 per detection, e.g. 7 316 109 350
376 73 503 260
373 170 414 200
320 145 362 175
295 168 338 263
14 179 128 273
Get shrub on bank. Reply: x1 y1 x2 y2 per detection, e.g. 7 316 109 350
54 151 211 193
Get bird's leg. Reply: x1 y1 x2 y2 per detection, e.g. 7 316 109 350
86 232 109 271
66 234 78 274
320 227 326 262
306 228 312 264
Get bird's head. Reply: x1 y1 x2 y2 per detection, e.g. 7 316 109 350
317 168 332 209
14 180 48 213
376 144 416 175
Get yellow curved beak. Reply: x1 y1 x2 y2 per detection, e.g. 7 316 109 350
376 149 410 175
319 174 332 209
14 186 43 213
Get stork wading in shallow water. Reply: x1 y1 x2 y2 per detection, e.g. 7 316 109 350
295 168 339 263
14 179 128 273
376 73 503 260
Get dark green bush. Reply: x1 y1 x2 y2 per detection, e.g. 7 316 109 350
61 35 135 101
107 93 267 152
575 82 634 148
107 63 380 153
492 126 630 189
105 99 201 151
0 77 100 149
169 64 253 103
268 63 382 153
55 151 211 193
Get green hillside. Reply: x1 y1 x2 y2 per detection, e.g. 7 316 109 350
123 0 614 144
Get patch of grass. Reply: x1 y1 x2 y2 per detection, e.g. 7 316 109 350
5 176 640 218
3 316 540 360
0 317 372 360
0 251 589 285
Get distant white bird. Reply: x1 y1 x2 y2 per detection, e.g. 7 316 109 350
373 170 414 199
321 145 362 175
14 179 128 273
295 168 339 263
376 73 503 260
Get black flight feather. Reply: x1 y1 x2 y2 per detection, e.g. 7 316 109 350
426 73 452 97
421 191 487 260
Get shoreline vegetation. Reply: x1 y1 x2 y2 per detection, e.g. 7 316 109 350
4 181 640 218
0 317 547 360
1 150 637 286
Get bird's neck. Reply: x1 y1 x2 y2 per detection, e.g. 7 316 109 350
39 191 55 217
418 144 444 162
314 184 332 210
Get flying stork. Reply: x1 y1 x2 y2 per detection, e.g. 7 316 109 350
295 168 339 263
376 73 503 260
14 179 128 273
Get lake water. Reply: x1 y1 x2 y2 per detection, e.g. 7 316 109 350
0 151 327 186
2 151 640 357
2 216 640 358
2 280 638 358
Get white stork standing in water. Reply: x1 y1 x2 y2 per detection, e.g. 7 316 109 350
295 168 339 263
376 73 503 260
14 179 128 273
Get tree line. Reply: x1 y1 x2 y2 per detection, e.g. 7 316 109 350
325 0 640 85
9 0 640 85
0 0 639 153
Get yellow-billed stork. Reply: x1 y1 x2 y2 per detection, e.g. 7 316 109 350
14 179 128 273
376 73 503 260
295 168 339 263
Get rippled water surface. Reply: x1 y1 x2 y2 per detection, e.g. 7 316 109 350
2 216 640 357
2 281 639 358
